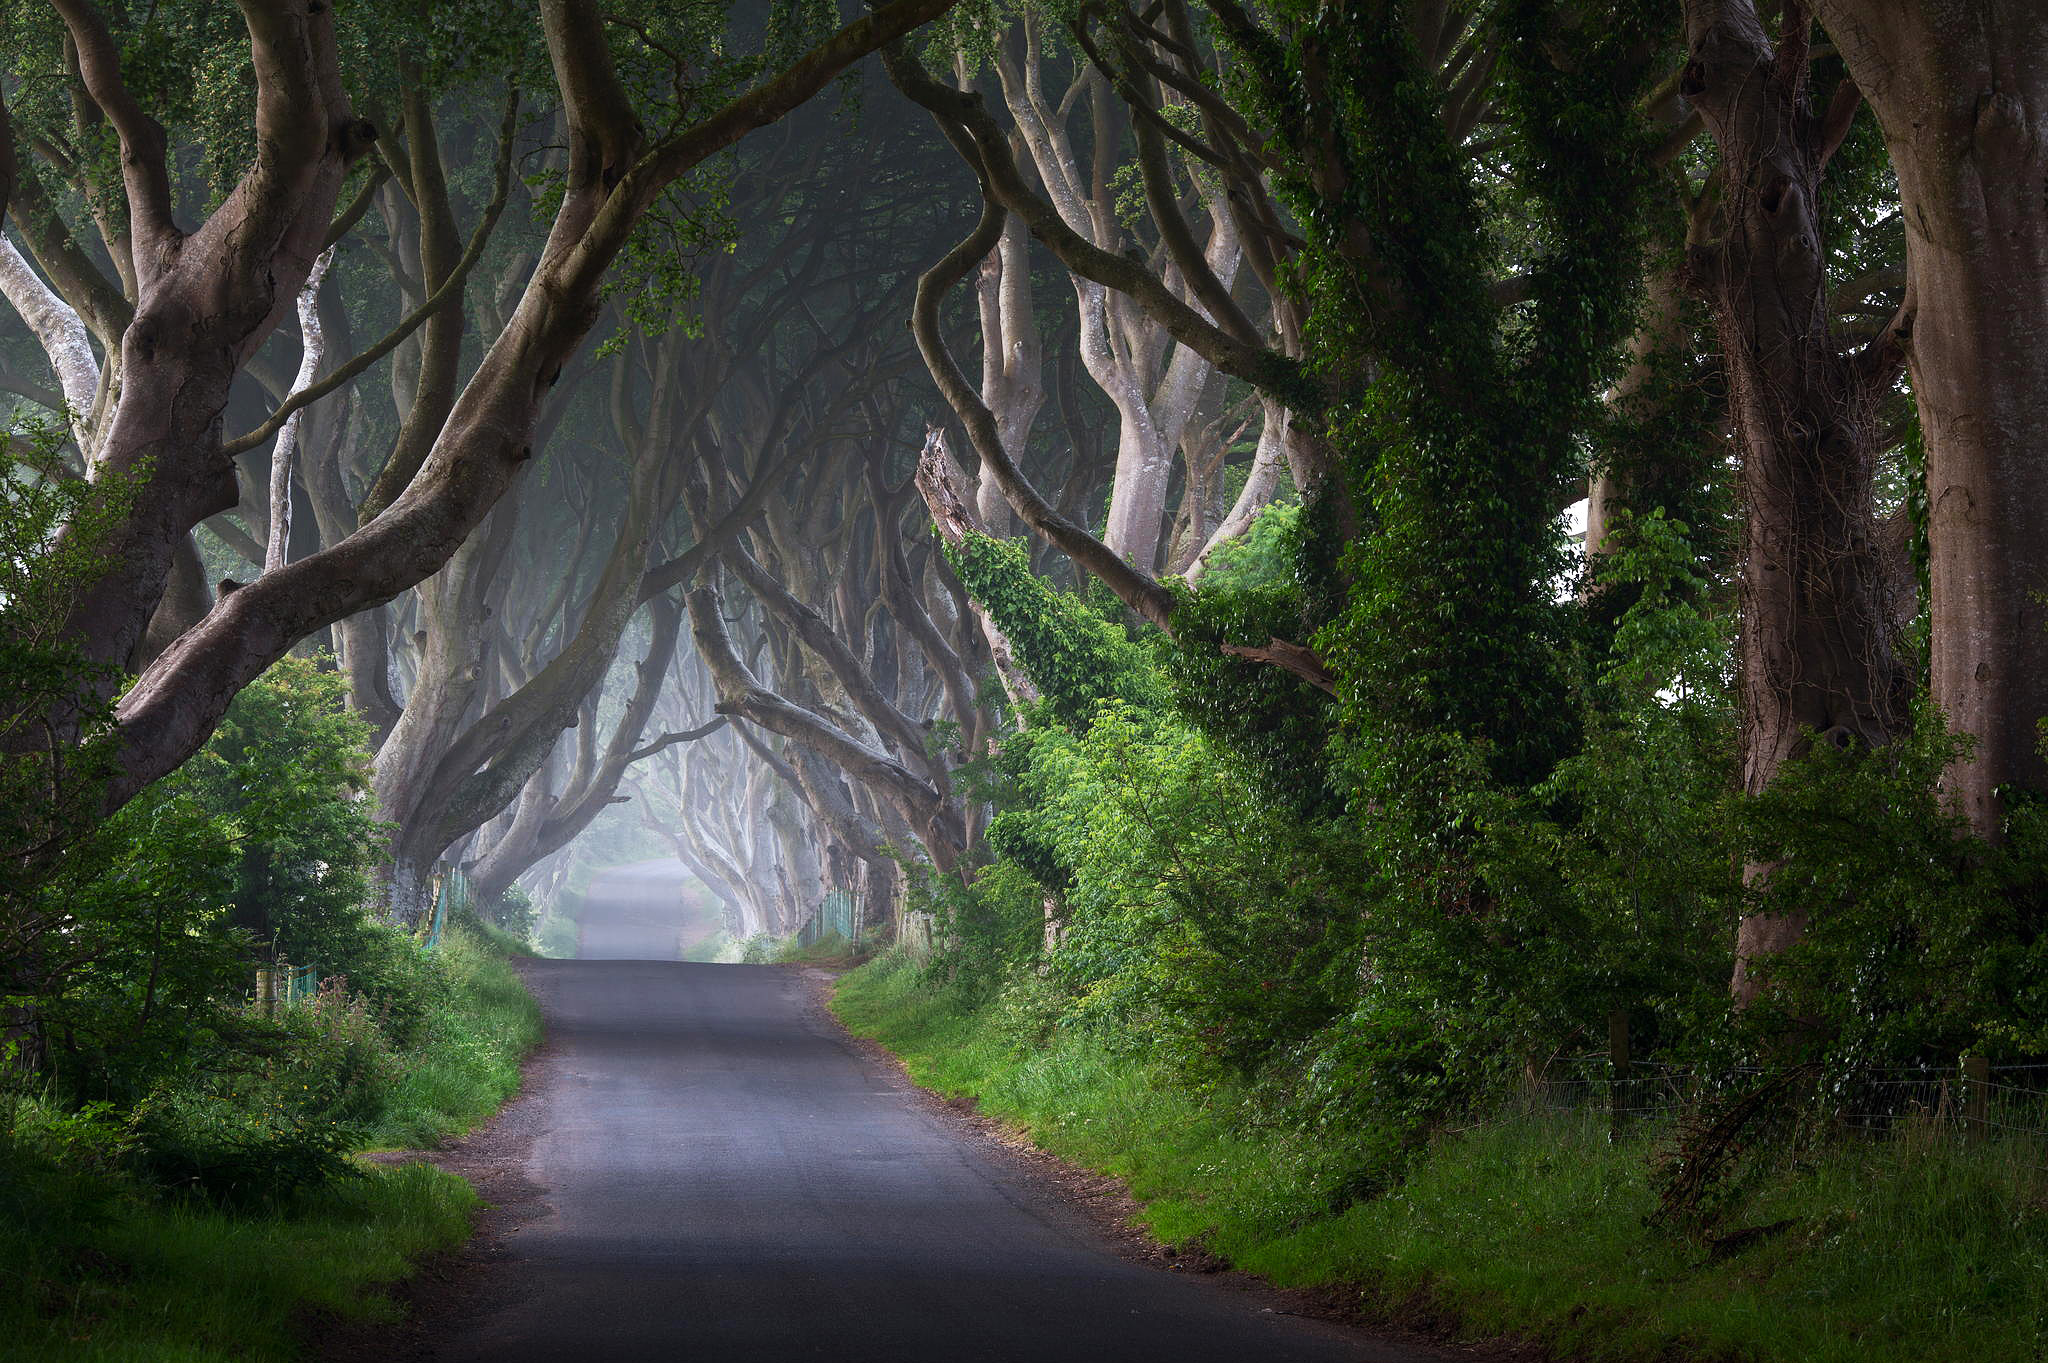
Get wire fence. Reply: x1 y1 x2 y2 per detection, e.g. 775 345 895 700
417 866 467 952
1528 1051 2048 1141
794 889 860 949
278 962 320 1005
251 962 316 1017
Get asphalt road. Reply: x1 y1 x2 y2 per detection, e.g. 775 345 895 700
432 866 1431 1363
573 858 707 960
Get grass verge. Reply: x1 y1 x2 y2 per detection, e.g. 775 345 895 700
682 928 739 963
2 924 541 1362
833 951 2048 1363
362 924 543 1149
0 1161 477 1362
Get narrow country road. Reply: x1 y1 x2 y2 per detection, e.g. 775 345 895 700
428 866 1436 1363
572 858 719 960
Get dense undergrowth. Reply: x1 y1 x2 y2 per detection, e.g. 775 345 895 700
358 925 541 1151
1 920 539 1362
740 930 864 966
850 30 2047 1358
837 953 2048 1363
847 464 2048 1360
1 640 542 1361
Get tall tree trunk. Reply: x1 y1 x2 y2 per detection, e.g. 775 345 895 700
263 248 335 576
1817 0 2048 835
1585 263 1691 563
48 0 371 672
1682 0 1915 1000
90 0 962 813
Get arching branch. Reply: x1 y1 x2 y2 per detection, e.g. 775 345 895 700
224 90 519 458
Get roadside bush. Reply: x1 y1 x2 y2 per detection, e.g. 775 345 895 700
362 922 542 1149
1 1095 135 1183
998 704 1369 1077
910 857 1045 997
0 652 543 1209
533 887 584 958
0 1100 480 1363
1737 705 2048 1069
129 1085 359 1206
478 885 539 939
57 974 403 1205
0 1096 138 1278
191 657 388 979
21 657 399 1107
983 966 1077 1054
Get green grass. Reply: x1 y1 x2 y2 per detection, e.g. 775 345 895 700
362 925 543 1150
465 918 538 958
2 924 542 1362
681 928 739 963
834 952 2048 1363
772 932 863 966
0 1161 477 1362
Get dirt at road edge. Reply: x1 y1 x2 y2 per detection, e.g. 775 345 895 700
306 959 557 1363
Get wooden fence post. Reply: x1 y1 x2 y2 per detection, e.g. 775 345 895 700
1963 1055 1991 1139
1608 1008 1632 1140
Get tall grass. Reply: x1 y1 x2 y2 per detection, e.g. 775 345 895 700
0 1161 476 1362
834 952 2048 1363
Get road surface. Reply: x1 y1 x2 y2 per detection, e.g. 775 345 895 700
430 866 1432 1363
572 858 716 960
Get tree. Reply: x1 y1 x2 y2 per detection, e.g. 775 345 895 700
2 0 963 837
1813 0 2048 836
1680 0 1915 995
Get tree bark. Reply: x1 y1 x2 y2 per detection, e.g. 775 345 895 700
0 232 99 456
1816 0 2048 834
50 0 373 672
263 248 334 575
686 584 964 870
1682 0 1915 1000
104 0 962 810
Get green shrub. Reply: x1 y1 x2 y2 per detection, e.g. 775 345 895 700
0 915 538 1360
1738 704 2048 1068
129 1085 360 1207
21 657 407 1108
0 1132 478 1363
477 885 539 939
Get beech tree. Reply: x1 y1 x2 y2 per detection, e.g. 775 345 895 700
5 0 2042 1057
475 95 994 931
0 0 961 839
1679 0 1915 994
1811 0 2048 836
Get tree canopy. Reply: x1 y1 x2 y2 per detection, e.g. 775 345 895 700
5 2 2048 1332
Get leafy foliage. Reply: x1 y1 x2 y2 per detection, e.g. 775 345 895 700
20 658 400 1102
944 530 1167 726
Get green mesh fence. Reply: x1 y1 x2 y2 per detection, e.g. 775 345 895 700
257 863 468 1011
795 890 858 948
280 963 320 1004
419 866 469 952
